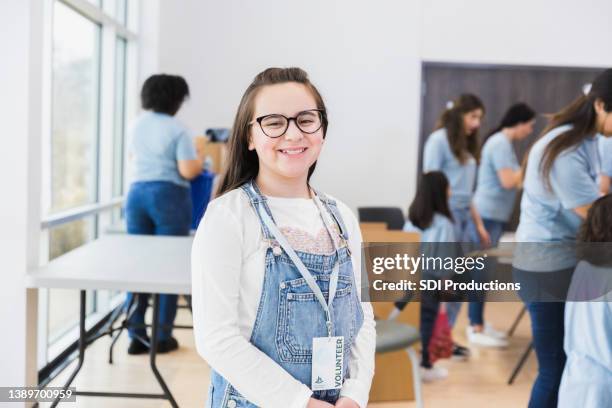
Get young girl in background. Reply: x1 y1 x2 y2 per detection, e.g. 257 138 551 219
404 171 455 382
192 68 376 408
558 194 612 407
468 103 536 348
513 68 612 408
422 94 489 358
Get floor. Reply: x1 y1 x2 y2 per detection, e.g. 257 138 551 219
44 301 535 407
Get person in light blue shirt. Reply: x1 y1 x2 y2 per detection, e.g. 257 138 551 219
124 74 204 356
467 103 536 347
129 111 198 188
423 94 493 354
597 134 612 193
513 68 612 408
403 171 456 382
516 124 601 244
558 194 612 408
474 103 536 237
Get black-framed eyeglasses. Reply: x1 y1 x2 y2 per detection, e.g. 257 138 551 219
250 109 325 138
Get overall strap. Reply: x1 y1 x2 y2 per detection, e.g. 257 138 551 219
313 189 350 242
239 180 277 241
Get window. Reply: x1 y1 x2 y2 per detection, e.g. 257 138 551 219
50 1 101 214
115 0 128 25
41 0 139 367
113 37 127 199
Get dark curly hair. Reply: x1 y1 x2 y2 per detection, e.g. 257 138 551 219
577 194 612 266
140 74 189 115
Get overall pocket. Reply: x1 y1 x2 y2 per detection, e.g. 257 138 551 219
222 385 258 408
276 274 353 363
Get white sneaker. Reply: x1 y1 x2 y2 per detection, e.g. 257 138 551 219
484 322 508 339
466 326 509 348
420 366 448 383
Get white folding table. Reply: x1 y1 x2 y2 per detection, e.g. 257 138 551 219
27 234 194 407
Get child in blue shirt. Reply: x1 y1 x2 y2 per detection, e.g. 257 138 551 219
404 171 456 382
558 194 612 408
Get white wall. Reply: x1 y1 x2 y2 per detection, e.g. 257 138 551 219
0 0 43 395
421 0 612 67
156 0 612 212
138 0 161 82
158 0 423 211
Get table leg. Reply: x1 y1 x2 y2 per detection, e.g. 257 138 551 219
507 305 527 338
51 290 87 407
508 342 533 385
108 293 137 364
150 294 179 408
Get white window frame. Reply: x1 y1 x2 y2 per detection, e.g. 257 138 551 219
39 0 140 368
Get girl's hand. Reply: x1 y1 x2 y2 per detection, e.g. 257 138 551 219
307 398 334 408
477 224 491 248
335 397 360 408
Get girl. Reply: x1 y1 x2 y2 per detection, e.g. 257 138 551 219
192 68 376 408
422 94 489 358
512 68 612 408
125 74 203 355
403 171 456 382
468 103 536 347
558 194 612 407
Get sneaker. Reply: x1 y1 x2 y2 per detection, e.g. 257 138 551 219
484 322 508 339
420 366 448 383
451 343 471 361
157 337 179 353
127 338 149 355
466 326 509 348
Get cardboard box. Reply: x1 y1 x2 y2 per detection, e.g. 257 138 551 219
194 136 227 174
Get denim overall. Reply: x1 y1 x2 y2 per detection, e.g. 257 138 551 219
206 182 364 407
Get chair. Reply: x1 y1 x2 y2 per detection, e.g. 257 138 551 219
375 319 423 408
358 207 406 230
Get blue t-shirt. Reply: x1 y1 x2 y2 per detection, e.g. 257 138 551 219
423 128 477 210
405 213 458 279
474 131 520 222
558 261 612 408
128 111 197 188
404 213 456 242
516 125 600 243
598 134 612 177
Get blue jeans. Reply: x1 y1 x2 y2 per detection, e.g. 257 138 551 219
526 302 566 408
124 181 192 342
447 207 490 327
466 218 505 325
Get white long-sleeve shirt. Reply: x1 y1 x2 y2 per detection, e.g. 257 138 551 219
191 188 376 408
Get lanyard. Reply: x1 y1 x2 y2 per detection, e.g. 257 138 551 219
257 191 341 337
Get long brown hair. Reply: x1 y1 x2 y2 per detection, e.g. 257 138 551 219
577 194 612 266
216 67 328 196
435 93 485 163
539 68 612 187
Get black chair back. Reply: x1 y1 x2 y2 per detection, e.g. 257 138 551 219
358 207 405 230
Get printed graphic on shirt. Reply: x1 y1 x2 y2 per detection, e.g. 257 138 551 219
279 226 342 255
